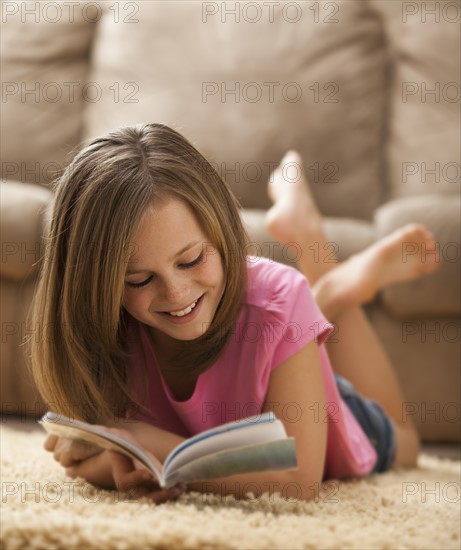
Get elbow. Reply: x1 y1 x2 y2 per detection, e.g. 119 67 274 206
281 470 325 503
393 423 421 469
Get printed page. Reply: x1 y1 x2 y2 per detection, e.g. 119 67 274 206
164 419 287 474
164 438 298 488
164 411 278 469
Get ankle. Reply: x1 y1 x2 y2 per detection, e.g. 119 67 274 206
312 275 347 320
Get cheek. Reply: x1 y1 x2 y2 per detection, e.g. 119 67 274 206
123 289 150 314
200 254 225 287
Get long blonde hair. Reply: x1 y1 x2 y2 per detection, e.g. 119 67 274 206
29 123 249 423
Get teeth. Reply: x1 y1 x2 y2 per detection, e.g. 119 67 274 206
167 298 199 317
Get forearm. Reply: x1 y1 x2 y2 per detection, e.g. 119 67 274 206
105 420 320 501
187 470 320 502
66 450 115 489
108 419 186 464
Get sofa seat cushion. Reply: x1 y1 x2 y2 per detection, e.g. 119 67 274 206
365 302 460 443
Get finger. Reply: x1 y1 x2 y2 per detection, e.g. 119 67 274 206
110 452 172 502
110 452 155 493
44 435 58 452
67 441 102 462
52 441 75 467
59 451 80 468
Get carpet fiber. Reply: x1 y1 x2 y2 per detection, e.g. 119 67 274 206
1 427 460 550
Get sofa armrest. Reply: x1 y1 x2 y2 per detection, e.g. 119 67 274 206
0 181 52 282
374 195 460 318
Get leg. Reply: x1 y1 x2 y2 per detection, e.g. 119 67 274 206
326 307 421 468
312 223 440 319
266 154 439 318
265 152 440 468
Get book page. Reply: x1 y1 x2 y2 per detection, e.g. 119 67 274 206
164 411 279 470
164 419 287 475
39 416 164 482
164 438 298 488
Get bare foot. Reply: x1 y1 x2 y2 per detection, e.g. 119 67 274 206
265 151 323 243
314 223 441 319
265 151 335 283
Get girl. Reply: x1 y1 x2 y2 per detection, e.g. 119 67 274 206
32 123 439 504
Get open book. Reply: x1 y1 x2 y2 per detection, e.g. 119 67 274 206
39 411 297 488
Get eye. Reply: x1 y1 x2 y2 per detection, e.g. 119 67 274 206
126 276 154 289
125 253 203 289
180 252 203 269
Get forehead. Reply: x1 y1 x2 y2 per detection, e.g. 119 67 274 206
127 198 206 262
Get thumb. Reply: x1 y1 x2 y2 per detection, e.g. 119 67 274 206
109 451 156 493
109 451 134 488
44 434 58 451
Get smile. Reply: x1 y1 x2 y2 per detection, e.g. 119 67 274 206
158 294 205 325
166 298 200 317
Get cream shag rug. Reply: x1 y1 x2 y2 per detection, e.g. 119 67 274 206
1 427 460 550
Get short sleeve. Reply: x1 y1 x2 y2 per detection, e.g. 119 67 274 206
266 265 334 370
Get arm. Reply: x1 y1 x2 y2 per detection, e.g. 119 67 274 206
45 421 188 501
104 419 187 464
187 340 328 502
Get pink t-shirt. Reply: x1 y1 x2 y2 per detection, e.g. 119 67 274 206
126 256 377 479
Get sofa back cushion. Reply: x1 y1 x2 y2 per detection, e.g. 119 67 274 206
372 0 461 200
83 0 389 220
1 2 95 186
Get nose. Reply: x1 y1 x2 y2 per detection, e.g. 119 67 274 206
160 275 189 307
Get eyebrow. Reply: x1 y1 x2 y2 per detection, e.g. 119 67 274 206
126 241 201 276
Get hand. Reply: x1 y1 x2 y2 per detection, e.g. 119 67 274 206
109 451 187 504
44 434 103 468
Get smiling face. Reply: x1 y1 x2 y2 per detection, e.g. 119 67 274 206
123 197 226 350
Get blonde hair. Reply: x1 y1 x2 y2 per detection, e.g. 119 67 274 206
29 123 249 423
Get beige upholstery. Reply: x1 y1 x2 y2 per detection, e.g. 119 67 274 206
0 6 94 185
372 0 461 199
83 0 389 220
1 0 459 442
375 195 461 317
1 182 52 281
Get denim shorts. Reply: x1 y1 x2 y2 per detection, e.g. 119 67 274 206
334 374 397 473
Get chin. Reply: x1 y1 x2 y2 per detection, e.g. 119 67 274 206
172 321 213 341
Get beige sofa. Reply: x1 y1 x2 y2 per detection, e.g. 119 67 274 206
1 1 460 442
